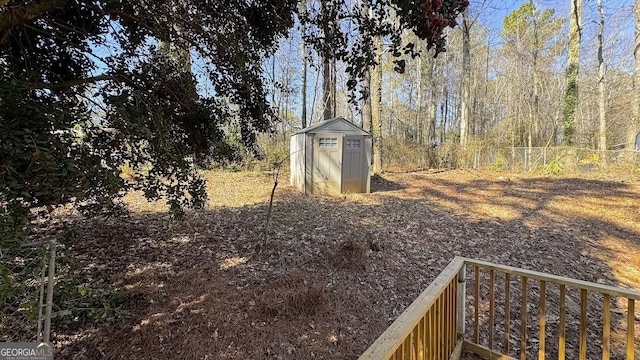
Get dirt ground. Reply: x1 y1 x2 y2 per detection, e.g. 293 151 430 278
51 169 640 359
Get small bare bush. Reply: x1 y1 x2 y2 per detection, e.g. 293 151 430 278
329 239 367 270
257 269 326 317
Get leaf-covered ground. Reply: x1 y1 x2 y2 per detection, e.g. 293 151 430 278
52 169 640 359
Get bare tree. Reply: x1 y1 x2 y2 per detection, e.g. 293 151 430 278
371 34 383 172
416 54 423 144
629 0 640 150
360 0 372 132
597 0 607 150
427 52 438 145
460 7 471 147
528 0 539 168
321 0 334 120
300 1 308 128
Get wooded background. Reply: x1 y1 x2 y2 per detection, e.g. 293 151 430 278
1 0 638 243
260 0 640 172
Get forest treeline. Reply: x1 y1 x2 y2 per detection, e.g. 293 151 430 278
265 0 640 171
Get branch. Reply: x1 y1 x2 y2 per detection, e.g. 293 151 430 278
0 0 65 38
95 6 157 35
263 158 286 237
30 74 115 90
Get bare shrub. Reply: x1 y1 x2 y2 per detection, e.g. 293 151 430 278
257 269 326 317
382 138 435 171
329 239 367 270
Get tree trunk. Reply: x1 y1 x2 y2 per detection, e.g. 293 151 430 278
300 1 308 128
427 53 437 144
331 57 337 116
301 44 308 127
529 0 539 164
416 55 423 144
371 35 383 173
562 0 582 146
597 0 606 151
360 0 372 132
628 0 640 151
442 86 448 144
272 54 277 111
460 8 471 147
483 36 490 140
321 0 333 120
323 58 332 119
362 68 372 131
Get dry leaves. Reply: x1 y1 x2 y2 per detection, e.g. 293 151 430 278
51 169 640 359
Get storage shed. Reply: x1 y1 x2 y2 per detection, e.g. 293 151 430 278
290 117 372 195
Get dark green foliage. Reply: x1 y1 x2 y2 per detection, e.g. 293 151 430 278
0 224 75 341
501 3 561 53
54 273 134 324
563 64 579 145
0 0 295 243
0 244 48 329
301 0 468 102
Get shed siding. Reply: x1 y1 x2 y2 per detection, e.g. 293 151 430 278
364 136 372 193
342 135 366 193
289 134 305 192
312 133 342 195
304 134 314 194
290 118 372 195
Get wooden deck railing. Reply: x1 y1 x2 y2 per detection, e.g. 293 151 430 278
359 257 640 360
359 257 466 360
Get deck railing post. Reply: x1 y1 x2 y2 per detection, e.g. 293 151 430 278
457 263 467 339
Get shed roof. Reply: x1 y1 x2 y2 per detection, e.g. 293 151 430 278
294 117 371 136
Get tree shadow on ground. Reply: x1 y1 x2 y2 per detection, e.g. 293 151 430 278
51 171 639 360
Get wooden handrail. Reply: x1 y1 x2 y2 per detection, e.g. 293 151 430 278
461 257 640 300
359 257 465 360
464 257 639 360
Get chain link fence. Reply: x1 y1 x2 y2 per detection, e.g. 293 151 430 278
485 147 640 174
383 140 640 176
1 240 56 343
2 220 132 350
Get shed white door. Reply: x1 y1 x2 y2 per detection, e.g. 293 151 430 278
313 134 342 195
341 135 365 193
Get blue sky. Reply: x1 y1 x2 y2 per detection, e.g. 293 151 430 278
474 0 634 47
